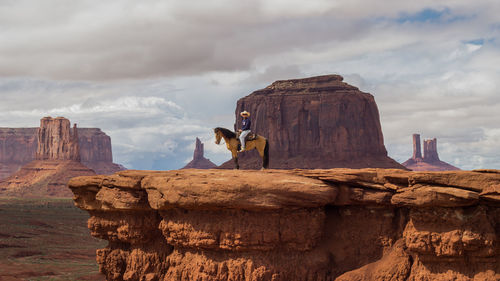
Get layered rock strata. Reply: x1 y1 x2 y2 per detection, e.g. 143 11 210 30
403 134 460 171
36 117 80 161
78 128 124 174
182 138 217 169
70 168 500 281
0 117 96 197
220 75 404 169
0 128 37 179
0 123 123 180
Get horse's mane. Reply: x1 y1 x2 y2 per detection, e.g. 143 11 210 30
215 127 237 139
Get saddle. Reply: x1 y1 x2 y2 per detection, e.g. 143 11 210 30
237 131 258 141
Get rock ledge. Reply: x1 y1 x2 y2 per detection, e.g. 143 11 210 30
70 168 500 281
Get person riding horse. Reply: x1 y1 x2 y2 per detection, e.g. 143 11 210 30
238 111 251 152
213 110 269 169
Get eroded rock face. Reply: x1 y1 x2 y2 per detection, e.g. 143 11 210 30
0 117 96 197
36 117 80 161
0 120 123 180
0 128 38 180
182 138 217 169
403 134 460 171
220 75 404 169
70 168 500 281
78 128 124 175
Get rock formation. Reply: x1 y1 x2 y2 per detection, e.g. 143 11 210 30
78 128 124 174
70 168 500 281
219 74 404 169
182 138 217 169
402 134 460 171
0 128 37 180
0 117 96 197
0 123 123 180
36 117 80 161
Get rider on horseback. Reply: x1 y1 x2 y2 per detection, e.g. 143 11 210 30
238 111 251 152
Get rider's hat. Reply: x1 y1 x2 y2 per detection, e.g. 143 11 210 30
240 111 250 117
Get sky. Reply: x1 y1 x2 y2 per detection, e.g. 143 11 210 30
0 0 499 170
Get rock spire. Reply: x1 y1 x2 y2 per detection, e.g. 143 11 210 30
402 134 459 171
182 138 217 169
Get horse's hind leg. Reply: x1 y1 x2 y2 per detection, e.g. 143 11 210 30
256 140 266 170
234 157 239 169
231 150 239 169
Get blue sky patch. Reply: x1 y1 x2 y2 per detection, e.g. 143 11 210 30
396 8 467 24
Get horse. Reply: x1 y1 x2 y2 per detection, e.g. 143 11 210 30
214 127 269 170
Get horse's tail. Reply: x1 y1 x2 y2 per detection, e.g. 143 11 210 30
263 139 269 168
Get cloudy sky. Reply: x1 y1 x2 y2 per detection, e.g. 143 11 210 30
0 0 499 170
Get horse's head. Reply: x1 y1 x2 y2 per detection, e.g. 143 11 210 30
214 128 222 144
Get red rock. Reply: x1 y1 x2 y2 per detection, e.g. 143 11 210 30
402 134 460 171
36 117 79 160
0 117 96 197
0 160 95 197
0 120 124 180
220 75 405 170
182 138 217 169
78 128 124 175
69 168 500 280
0 128 37 180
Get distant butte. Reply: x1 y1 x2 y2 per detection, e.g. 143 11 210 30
182 138 217 169
402 134 460 171
0 119 124 180
220 74 405 169
0 117 96 197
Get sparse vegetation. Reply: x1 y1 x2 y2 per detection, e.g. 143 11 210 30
0 198 106 280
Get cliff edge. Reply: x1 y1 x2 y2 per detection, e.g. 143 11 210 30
70 168 500 281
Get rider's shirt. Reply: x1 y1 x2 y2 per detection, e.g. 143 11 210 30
241 118 251 131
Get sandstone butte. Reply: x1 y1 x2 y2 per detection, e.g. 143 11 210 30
220 75 405 170
182 138 217 169
0 121 123 180
69 168 500 281
0 117 98 197
402 134 460 171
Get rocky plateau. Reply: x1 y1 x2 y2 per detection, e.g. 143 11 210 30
70 168 500 280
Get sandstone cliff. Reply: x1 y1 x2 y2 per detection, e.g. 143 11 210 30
0 123 123 180
0 128 37 180
182 138 217 169
78 128 124 174
70 168 500 280
220 75 404 169
0 117 96 197
36 117 80 161
403 134 460 171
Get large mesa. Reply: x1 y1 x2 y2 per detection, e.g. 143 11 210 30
220 74 404 169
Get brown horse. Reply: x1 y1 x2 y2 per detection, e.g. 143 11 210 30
214 127 269 169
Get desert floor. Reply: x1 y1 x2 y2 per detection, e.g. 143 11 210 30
0 197 106 280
